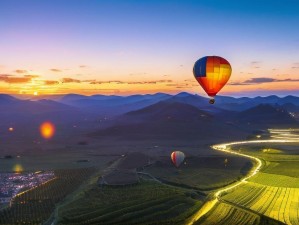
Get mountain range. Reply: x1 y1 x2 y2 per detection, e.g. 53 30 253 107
0 92 298 140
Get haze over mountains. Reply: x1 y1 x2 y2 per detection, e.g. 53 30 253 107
0 92 298 141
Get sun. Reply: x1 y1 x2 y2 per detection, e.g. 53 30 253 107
33 91 38 96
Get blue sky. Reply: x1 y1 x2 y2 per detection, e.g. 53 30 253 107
0 0 299 96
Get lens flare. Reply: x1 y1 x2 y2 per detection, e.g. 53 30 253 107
40 122 55 139
13 164 23 173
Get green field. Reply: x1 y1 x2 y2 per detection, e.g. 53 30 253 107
56 181 203 225
218 140 299 225
0 148 117 172
0 168 96 225
145 156 252 190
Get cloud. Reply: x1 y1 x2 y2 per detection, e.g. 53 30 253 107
88 79 173 85
79 65 87 68
44 80 59 85
89 81 103 84
24 74 39 78
245 78 276 83
61 78 81 83
0 74 32 84
50 68 62 72
229 77 299 85
292 62 299 69
250 61 261 69
15 69 28 74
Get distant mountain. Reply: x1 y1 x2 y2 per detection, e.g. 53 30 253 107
0 96 89 128
167 93 231 114
215 95 299 111
57 93 172 116
90 99 248 141
236 104 298 128
0 94 18 104
125 101 212 122
59 94 91 103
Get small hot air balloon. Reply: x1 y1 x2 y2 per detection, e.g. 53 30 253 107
193 56 232 104
171 151 185 168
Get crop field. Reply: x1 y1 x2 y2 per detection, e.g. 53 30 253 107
56 181 203 225
222 182 299 225
145 156 252 190
194 202 259 225
249 172 299 187
0 167 96 225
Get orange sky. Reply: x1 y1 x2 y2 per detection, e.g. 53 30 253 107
1 1 299 97
0 64 298 97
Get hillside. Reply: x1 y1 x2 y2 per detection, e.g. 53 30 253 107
90 100 247 141
236 104 298 128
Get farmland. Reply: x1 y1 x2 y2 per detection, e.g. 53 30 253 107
56 181 203 225
194 202 259 225
199 129 299 225
0 167 95 225
222 182 299 225
145 156 252 190
1 127 299 224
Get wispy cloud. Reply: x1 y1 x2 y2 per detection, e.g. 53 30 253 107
50 68 62 72
44 80 60 85
249 61 262 69
292 62 299 69
229 77 299 85
89 79 173 85
24 74 39 78
0 74 32 84
79 65 87 68
14 69 28 74
61 78 81 83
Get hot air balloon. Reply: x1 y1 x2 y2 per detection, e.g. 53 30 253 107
193 56 232 104
171 151 185 168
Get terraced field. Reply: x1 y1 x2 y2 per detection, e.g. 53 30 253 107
222 182 299 225
56 181 203 225
193 129 299 225
194 202 259 225
250 172 299 188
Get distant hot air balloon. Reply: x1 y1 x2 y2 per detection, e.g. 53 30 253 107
193 56 232 104
171 151 185 168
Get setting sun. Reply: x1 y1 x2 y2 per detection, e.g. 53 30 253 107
34 91 38 96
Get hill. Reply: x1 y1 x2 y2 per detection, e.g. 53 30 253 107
90 100 247 141
236 104 298 128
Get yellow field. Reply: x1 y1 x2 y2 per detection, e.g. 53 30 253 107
249 172 299 188
195 202 258 225
222 182 299 225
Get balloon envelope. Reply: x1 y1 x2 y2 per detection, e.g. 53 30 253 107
171 151 185 168
193 56 232 97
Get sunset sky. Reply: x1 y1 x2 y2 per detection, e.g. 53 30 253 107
0 0 299 97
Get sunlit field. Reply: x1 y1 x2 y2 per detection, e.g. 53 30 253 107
197 129 299 225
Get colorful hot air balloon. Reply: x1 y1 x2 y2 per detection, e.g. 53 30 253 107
171 151 185 168
193 56 232 104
